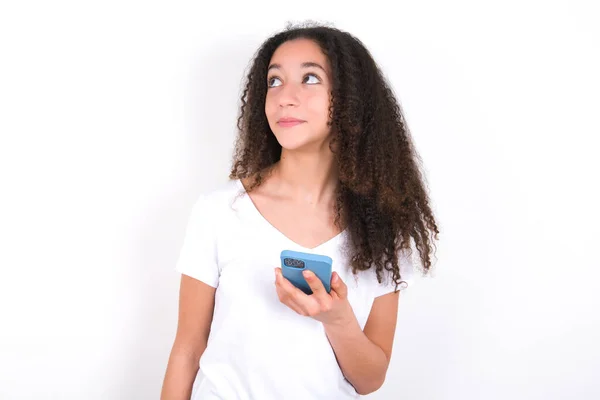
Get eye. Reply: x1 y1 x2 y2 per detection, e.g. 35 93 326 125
304 73 321 84
267 76 282 88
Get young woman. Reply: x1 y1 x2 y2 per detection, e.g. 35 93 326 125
161 23 439 399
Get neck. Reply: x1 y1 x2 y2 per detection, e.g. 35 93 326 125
274 147 338 205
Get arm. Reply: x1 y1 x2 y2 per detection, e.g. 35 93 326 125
160 275 216 400
324 291 399 395
274 268 399 395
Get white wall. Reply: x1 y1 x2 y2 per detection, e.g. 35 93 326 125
1 1 598 399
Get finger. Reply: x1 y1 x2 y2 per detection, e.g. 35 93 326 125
276 268 309 300
302 270 328 299
275 268 310 304
330 272 348 298
287 298 308 316
275 284 308 316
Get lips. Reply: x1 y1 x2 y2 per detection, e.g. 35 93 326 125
277 117 305 128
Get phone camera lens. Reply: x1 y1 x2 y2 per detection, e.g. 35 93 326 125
284 258 305 269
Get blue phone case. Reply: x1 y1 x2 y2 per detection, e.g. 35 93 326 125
280 250 333 294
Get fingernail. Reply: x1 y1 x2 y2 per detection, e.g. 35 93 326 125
303 270 312 278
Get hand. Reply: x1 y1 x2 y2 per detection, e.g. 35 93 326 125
274 268 354 327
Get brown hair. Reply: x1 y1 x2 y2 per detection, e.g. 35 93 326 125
229 22 439 291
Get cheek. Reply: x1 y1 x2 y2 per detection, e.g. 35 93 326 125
305 92 330 122
265 95 276 118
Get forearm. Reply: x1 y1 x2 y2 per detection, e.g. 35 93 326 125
160 347 202 400
324 315 388 395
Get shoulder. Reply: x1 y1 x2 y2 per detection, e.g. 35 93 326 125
188 179 246 222
193 179 244 208
198 179 244 206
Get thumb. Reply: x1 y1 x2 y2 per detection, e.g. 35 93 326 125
331 272 347 298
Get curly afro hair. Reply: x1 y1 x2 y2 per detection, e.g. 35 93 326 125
229 22 439 291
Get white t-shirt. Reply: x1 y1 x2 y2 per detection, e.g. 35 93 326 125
175 179 415 399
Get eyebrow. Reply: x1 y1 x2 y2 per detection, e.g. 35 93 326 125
267 62 326 73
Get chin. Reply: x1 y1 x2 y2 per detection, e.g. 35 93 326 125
275 136 314 151
271 128 307 149
271 125 330 152
275 134 322 151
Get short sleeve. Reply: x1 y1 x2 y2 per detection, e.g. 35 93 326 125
372 245 417 298
175 194 220 288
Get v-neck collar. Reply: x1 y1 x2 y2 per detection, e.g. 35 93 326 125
235 179 347 252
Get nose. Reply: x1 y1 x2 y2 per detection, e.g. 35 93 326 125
277 82 300 108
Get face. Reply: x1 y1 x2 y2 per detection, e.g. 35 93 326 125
265 38 332 152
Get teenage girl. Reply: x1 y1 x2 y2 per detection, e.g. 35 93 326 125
161 23 439 400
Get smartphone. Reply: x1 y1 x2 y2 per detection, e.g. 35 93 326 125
280 250 333 295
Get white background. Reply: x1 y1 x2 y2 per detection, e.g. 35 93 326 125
1 1 599 399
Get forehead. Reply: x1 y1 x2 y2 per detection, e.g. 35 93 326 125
268 38 329 72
